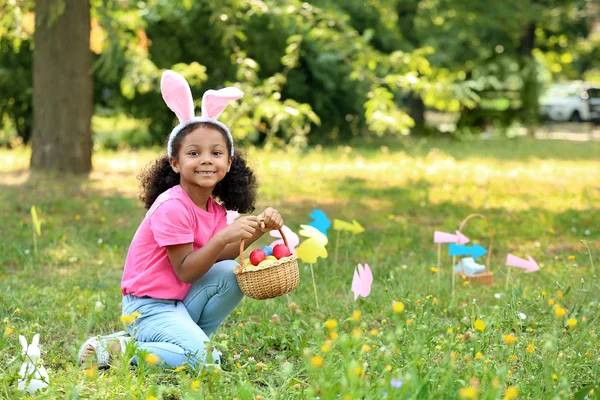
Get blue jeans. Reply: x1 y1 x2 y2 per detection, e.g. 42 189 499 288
121 260 243 367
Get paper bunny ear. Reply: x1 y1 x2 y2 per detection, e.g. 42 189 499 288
161 70 195 124
201 87 244 119
31 334 39 347
19 335 28 350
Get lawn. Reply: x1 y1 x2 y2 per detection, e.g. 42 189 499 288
0 136 599 399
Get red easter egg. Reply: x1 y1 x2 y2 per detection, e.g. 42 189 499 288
272 244 292 259
249 249 267 266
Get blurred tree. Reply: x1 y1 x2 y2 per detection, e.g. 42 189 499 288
30 0 93 173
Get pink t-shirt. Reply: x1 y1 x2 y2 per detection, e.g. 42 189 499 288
121 185 227 300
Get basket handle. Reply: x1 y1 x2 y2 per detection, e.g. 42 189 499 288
239 227 289 273
457 213 494 271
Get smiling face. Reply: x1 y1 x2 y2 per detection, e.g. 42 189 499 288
169 125 232 197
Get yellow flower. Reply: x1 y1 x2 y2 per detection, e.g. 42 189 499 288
566 318 577 328
554 306 566 317
120 314 135 324
504 386 518 400
541 291 546 297
475 352 483 360
552 374 558 380
191 380 200 389
430 267 438 273
463 280 470 286
146 396 158 400
311 355 324 368
145 353 159 365
361 344 371 352
406 319 413 325
548 299 555 306
392 301 405 313
527 344 535 353
474 320 485 332
330 331 338 340
325 319 338 330
370 328 379 336
459 386 478 399
75 214 81 220
352 328 362 338
503 333 518 345
4 327 13 336
174 366 186 372
83 365 97 379
509 355 516 362
568 255 575 261
557 290 563 298
320 343 331 353
385 364 392 372
131 311 141 319
350 310 361 321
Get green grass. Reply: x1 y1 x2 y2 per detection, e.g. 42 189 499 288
0 136 599 399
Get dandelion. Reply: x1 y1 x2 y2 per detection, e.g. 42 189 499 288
174 366 186 372
325 319 338 330
352 328 363 338
503 333 518 345
392 301 405 313
552 374 558 380
548 299 555 306
350 310 361 321
518 313 526 320
4 327 13 336
191 380 200 389
474 320 485 332
541 291 546 297
406 319 413 326
475 352 483 360
504 386 518 400
463 280 470 286
330 331 339 340
361 344 371 352
321 343 331 353
430 267 438 274
527 344 535 353
459 386 478 399
132 311 141 319
120 314 135 324
75 215 81 221
568 255 575 261
557 290 563 298
567 318 577 328
369 328 379 336
83 365 97 379
145 354 159 365
554 306 566 317
385 365 393 372
311 355 324 368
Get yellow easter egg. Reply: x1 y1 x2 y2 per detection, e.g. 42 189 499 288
266 256 277 261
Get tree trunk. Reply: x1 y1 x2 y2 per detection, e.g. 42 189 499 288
30 0 93 174
518 22 538 136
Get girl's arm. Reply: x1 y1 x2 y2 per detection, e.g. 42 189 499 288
217 207 284 261
217 229 264 261
166 216 260 283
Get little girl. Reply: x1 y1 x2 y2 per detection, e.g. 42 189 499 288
78 70 283 368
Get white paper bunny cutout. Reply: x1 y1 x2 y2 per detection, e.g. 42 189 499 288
18 334 49 394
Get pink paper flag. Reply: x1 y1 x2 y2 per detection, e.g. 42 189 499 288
351 263 373 300
506 254 540 273
269 225 300 254
434 230 470 244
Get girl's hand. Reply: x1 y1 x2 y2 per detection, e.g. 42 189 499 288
219 216 260 244
257 207 284 232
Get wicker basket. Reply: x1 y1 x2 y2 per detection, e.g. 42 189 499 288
234 228 300 300
455 214 494 286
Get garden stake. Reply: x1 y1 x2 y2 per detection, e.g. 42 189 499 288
309 263 320 310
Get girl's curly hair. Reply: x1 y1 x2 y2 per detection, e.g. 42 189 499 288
138 122 257 213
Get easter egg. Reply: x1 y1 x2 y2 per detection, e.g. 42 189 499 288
249 249 267 266
258 259 271 267
272 244 291 259
261 246 273 257
266 256 277 261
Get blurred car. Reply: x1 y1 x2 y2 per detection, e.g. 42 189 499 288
539 81 600 122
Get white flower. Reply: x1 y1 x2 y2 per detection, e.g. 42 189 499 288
97 238 103 244
95 301 104 312
494 293 501 299
518 312 527 320
24 249 30 255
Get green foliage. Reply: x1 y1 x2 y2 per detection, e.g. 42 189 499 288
1 139 599 398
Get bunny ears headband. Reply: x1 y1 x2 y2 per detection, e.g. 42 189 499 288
161 70 243 157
